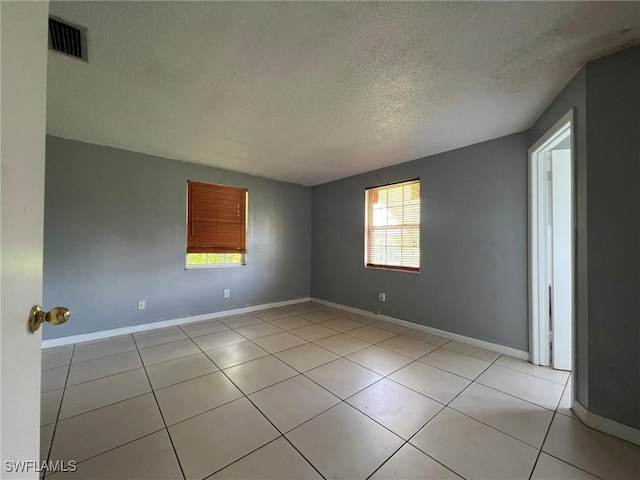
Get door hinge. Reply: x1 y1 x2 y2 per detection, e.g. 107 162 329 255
547 170 552 181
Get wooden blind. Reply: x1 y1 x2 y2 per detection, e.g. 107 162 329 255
187 181 248 254
365 179 420 272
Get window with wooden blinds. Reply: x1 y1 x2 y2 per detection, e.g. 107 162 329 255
365 179 420 272
187 181 247 260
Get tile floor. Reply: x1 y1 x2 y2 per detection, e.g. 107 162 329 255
40 302 639 479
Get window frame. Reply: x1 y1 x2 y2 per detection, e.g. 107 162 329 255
185 180 248 270
364 178 420 273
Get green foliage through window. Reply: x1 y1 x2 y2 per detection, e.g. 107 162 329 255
187 253 244 266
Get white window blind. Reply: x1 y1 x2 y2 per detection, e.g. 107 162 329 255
365 179 420 272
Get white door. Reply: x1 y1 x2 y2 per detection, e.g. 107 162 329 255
550 149 572 371
1 2 49 477
529 111 574 371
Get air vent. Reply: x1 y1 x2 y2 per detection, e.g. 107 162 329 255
48 17 88 61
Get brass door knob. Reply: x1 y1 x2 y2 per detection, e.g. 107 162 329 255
29 305 70 332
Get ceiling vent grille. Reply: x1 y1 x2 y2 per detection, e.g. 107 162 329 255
48 17 88 61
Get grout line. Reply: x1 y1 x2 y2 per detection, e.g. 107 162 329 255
46 306 600 480
41 343 75 479
528 410 558 480
391 352 507 480
184 329 328 480
131 335 187 480
490 359 570 386
67 346 139 366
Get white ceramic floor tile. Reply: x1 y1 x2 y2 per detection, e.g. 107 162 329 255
287 402 403 479
133 326 189 348
346 325 398 343
320 317 364 332
496 355 570 385
557 386 577 418
531 452 599 480
41 389 64 426
155 371 243 425
67 350 142 386
420 349 491 380
402 330 450 346
389 361 470 404
441 340 501 362
205 341 269 369
169 398 279 480
314 333 370 356
371 443 462 480
191 330 246 351
42 346 74 370
180 320 229 338
249 375 339 432
252 309 294 322
268 316 313 330
543 413 640 480
411 407 538 480
49 430 183 480
146 352 219 390
251 331 307 353
378 335 439 359
224 355 297 394
211 437 322 479
234 322 283 339
300 311 338 323
289 324 337 341
72 335 136 363
449 382 554 448
346 345 413 376
274 343 339 372
218 314 264 329
138 339 200 366
305 358 382 399
476 364 564 410
41 365 68 393
58 368 150 419
347 378 444 440
50 393 164 463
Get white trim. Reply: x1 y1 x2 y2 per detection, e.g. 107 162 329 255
41 297 311 348
572 400 640 446
528 108 575 367
311 298 529 360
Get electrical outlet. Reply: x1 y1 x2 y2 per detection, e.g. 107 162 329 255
378 292 386 302
224 289 230 298
137 300 145 310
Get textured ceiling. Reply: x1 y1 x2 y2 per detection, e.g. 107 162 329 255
47 2 640 185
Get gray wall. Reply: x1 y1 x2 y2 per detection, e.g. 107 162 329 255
312 133 530 351
43 136 311 339
528 68 589 408
585 45 639 429
529 44 640 429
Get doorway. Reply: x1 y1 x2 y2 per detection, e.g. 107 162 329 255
529 110 574 371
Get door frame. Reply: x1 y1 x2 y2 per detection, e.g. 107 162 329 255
528 109 575 367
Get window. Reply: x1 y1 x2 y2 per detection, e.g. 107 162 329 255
365 179 420 272
186 180 248 267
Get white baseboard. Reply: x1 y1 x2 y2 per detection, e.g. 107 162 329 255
41 297 311 349
572 400 640 446
311 298 529 360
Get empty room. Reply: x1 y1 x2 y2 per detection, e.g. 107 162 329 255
1 1 639 479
